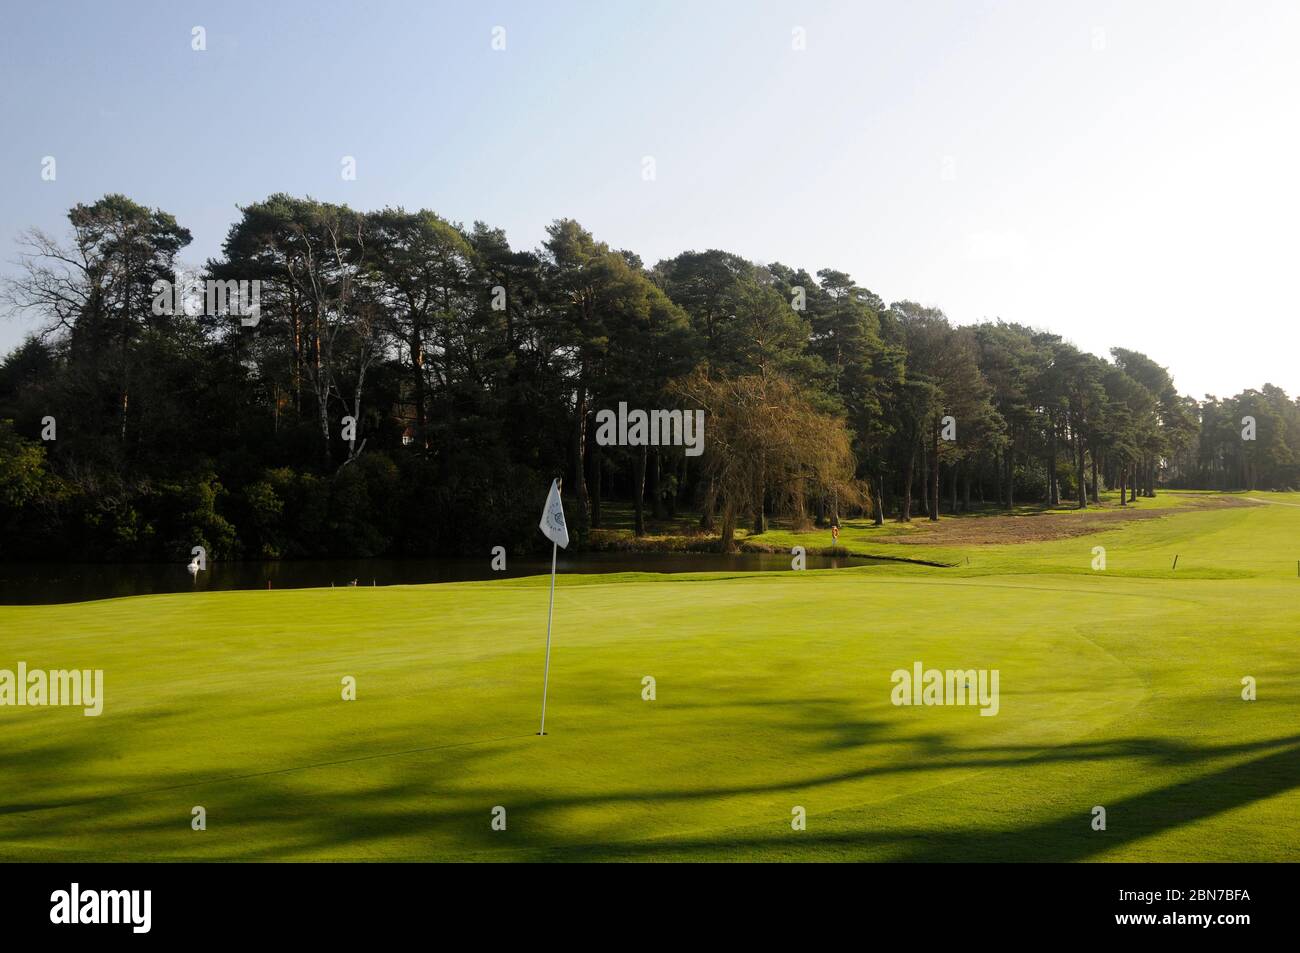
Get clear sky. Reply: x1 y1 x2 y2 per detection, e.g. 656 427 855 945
2 0 1297 399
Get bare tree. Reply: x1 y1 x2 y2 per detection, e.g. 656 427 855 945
674 369 866 551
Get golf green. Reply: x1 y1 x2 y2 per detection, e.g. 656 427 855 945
1 491 1297 861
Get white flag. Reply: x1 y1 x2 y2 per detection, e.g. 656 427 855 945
539 478 569 549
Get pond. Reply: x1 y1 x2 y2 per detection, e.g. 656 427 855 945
0 551 884 605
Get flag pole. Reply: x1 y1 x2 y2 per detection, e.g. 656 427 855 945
538 538 558 735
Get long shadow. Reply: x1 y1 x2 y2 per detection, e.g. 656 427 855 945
900 734 1300 861
535 733 1300 862
4 697 1299 861
0 733 537 816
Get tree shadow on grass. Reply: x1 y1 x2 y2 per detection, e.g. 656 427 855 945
554 732 1300 863
3 700 1299 861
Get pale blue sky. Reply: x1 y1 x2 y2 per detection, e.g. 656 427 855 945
2 0 1297 397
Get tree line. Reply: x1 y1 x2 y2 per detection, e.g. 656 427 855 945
0 194 1295 561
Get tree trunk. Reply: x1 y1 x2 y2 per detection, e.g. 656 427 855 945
667 454 679 518
700 478 717 531
1090 450 1100 504
410 329 426 449
920 442 931 518
633 444 647 536
901 448 915 521
874 475 885 526
1048 419 1059 505
1006 447 1015 510
317 385 331 465
589 427 603 529
929 425 940 521
1076 430 1087 509
290 294 303 414
719 502 738 552
649 449 665 520
571 382 590 526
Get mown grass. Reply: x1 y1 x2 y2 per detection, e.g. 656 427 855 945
0 491 1296 861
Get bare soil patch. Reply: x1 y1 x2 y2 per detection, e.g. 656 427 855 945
884 494 1257 546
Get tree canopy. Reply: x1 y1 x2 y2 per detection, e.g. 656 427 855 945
1 194 1294 561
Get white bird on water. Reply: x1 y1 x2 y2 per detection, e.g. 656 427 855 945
187 556 202 582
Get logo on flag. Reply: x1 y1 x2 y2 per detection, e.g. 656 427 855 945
539 478 569 549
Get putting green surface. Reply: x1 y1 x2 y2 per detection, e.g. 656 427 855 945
1 491 1297 861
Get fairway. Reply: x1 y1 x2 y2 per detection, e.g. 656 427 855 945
1 491 1297 862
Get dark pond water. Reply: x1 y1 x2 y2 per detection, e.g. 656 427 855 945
0 551 882 605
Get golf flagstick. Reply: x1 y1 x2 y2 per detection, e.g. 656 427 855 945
537 478 569 735
539 539 557 735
